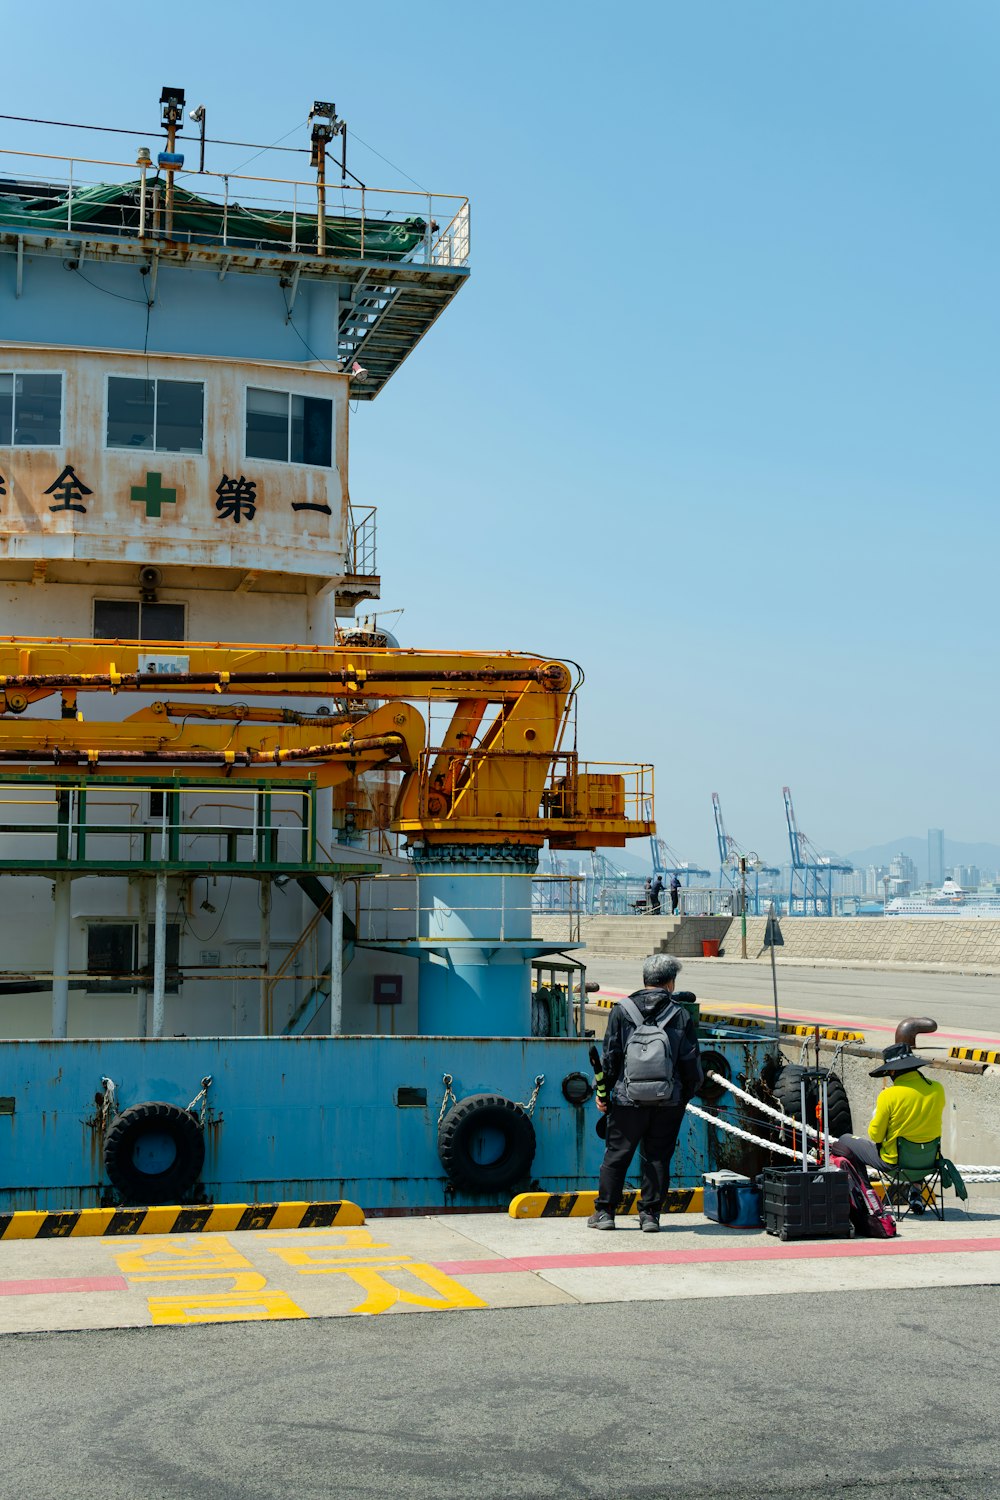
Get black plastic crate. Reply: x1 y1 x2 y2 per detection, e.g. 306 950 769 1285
762 1165 851 1241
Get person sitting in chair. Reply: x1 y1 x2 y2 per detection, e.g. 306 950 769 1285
832 1042 945 1193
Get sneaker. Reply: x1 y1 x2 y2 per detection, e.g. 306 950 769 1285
587 1210 615 1230
908 1187 927 1216
639 1212 660 1233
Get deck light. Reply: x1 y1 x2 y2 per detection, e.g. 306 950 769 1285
188 105 207 172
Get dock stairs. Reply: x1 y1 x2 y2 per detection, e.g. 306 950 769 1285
577 916 683 959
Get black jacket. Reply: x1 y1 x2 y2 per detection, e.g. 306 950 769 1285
602 987 704 1108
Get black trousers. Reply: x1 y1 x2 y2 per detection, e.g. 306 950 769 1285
596 1102 686 1216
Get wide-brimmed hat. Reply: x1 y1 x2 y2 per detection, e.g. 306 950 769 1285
870 1042 928 1078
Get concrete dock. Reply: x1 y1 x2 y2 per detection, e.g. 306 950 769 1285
2 1207 1000 1499
0 1201 997 1334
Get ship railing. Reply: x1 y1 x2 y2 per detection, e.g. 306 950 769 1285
541 757 654 828
403 747 654 830
0 147 470 268
346 870 584 947
0 780 313 868
347 505 377 577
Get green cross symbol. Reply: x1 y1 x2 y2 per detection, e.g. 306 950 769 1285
130 471 177 519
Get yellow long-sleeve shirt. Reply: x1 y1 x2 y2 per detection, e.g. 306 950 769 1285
868 1071 945 1164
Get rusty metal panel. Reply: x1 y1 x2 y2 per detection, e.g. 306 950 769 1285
0 345 350 579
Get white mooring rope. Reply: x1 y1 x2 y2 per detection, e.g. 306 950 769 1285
700 1070 1000 1181
706 1069 822 1141
684 1100 815 1162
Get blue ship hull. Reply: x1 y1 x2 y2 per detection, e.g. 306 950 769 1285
0 1031 776 1213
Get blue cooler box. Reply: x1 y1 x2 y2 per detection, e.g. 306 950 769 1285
703 1170 763 1228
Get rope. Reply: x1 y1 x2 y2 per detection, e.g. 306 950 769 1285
684 1100 814 1162
437 1073 457 1127
706 1072 1000 1179
520 1074 545 1116
706 1069 822 1142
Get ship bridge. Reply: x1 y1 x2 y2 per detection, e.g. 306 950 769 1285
0 147 469 398
0 114 468 605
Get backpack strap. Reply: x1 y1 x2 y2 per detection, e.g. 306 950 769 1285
653 1000 679 1032
620 997 675 1032
619 998 645 1028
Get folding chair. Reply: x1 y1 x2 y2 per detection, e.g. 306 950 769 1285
883 1137 945 1222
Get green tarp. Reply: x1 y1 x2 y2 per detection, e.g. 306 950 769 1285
0 178 426 261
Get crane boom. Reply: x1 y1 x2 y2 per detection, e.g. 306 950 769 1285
0 639 653 852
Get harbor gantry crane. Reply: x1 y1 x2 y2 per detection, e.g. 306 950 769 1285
589 850 645 914
711 792 780 915
782 785 853 916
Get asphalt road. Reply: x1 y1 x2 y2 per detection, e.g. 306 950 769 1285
1 1287 998 1499
586 958 1000 1047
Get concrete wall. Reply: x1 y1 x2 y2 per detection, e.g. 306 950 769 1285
530 914 738 961
545 913 1000 971
739 917 1000 970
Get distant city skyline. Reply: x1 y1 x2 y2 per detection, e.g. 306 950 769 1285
599 825 1000 887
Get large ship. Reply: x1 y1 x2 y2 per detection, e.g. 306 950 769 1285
0 89 778 1213
886 880 1000 918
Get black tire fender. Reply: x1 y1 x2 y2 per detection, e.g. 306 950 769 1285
771 1064 853 1140
103 1101 206 1205
437 1093 537 1192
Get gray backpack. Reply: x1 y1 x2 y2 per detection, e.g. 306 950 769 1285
620 997 677 1104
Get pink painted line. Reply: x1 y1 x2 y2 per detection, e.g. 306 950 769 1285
594 989 1000 1049
436 1235 1000 1277
0 1275 127 1297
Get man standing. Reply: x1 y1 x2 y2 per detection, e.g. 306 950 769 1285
589 954 703 1232
669 872 681 915
649 874 664 914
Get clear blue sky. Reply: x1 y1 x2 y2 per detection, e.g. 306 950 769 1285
5 2 998 868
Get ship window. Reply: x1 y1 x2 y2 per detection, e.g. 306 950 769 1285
106 377 204 454
93 600 186 641
0 372 63 446
86 922 181 994
245 386 332 467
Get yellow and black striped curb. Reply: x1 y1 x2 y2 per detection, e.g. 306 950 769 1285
589 997 863 1044
509 1187 703 1219
699 1011 865 1043
949 1046 1000 1065
0 1199 365 1241
769 1021 865 1044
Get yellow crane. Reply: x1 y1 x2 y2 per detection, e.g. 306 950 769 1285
0 639 652 849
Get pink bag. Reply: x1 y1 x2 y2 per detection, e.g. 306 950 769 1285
828 1153 896 1238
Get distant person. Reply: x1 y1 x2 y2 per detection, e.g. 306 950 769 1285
649 875 663 914
832 1043 945 1207
669 873 681 915
589 954 703 1233
643 876 653 913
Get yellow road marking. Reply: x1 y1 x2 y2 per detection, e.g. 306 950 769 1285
148 1289 308 1326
